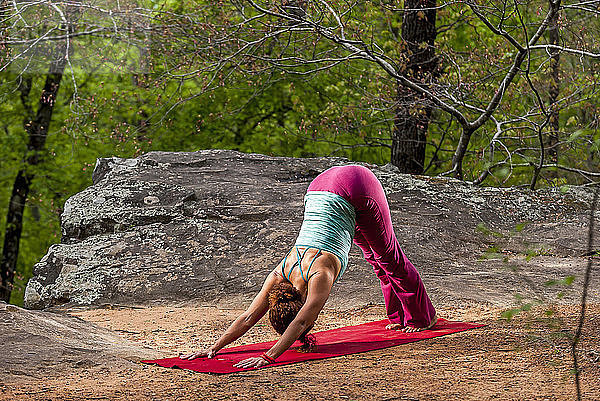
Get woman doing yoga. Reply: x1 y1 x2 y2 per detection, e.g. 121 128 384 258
180 165 436 369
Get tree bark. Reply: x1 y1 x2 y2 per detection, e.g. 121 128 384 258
1 1 8 63
391 0 437 174
546 5 560 166
0 43 68 302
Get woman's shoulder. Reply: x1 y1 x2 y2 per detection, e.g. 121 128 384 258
307 251 341 283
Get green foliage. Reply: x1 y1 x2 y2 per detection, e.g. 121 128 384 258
476 222 504 238
525 246 551 261
501 300 538 322
545 275 576 287
479 245 505 261
475 220 577 325
514 222 529 233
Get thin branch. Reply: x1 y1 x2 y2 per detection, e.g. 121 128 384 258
529 44 600 59
572 186 599 401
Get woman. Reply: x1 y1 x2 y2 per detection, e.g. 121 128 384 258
180 165 436 368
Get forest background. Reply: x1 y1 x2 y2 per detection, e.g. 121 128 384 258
1 0 599 305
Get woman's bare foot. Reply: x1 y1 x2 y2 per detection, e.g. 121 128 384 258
385 315 438 333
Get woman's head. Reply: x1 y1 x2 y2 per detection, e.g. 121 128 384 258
268 282 316 352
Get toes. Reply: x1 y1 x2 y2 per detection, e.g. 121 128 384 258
386 323 429 332
401 326 422 333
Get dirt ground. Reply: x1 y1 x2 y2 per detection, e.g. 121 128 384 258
1 301 598 401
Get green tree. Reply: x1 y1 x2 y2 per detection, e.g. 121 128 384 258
0 37 69 302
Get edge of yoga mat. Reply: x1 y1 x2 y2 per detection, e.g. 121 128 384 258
141 318 485 374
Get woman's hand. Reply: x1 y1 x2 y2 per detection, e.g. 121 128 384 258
233 356 270 369
179 348 217 360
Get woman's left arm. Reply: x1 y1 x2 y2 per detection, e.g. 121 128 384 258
233 271 334 369
180 269 283 360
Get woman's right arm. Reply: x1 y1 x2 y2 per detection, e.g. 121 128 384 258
180 269 284 360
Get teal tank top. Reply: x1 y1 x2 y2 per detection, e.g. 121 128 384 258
294 191 356 282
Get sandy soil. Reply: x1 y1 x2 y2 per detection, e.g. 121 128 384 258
1 302 599 400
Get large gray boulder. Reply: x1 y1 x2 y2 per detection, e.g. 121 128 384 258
24 150 599 310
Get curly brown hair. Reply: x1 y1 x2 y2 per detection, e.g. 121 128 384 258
268 282 316 352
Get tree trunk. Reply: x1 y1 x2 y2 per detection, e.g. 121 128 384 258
546 5 560 166
0 44 67 302
1 1 8 62
391 0 437 174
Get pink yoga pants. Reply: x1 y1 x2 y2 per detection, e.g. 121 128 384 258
307 165 436 327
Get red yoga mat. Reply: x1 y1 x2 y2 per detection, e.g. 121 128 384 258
142 318 484 374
